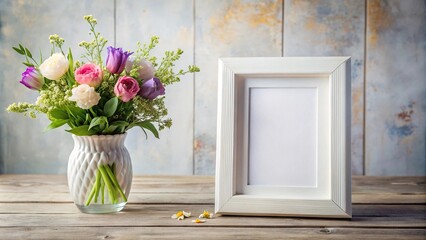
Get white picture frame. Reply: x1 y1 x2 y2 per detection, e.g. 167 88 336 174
215 57 351 218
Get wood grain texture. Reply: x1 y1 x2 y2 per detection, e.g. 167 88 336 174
2 203 425 217
0 175 425 239
1 227 425 240
365 0 426 176
284 0 366 175
194 0 283 175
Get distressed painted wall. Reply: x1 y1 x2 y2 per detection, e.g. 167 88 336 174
194 0 283 175
365 0 426 175
0 0 115 174
284 0 366 175
0 0 425 176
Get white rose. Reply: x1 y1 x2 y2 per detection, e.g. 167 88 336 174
39 53 69 80
69 84 101 109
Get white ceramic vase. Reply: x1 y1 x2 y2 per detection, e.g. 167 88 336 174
67 133 132 213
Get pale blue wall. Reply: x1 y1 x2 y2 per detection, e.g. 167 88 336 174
0 0 425 175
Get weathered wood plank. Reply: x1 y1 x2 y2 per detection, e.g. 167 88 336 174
0 192 214 204
1 203 425 218
1 176 425 204
352 204 426 217
115 0 195 175
0 175 424 239
194 0 283 175
0 227 425 240
0 175 215 193
365 0 426 175
283 0 366 175
0 211 424 228
353 194 426 204
2 191 422 204
352 176 426 194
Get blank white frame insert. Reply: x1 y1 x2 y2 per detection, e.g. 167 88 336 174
248 86 318 187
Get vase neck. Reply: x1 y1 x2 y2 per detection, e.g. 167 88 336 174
72 134 127 152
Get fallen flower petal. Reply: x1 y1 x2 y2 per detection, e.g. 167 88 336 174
171 210 191 220
192 219 206 223
199 210 213 219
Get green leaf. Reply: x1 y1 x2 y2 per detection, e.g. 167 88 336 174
22 62 34 67
107 121 129 134
45 119 69 131
39 48 43 64
111 121 129 127
12 47 25 55
140 127 148 139
133 121 159 139
49 108 69 120
102 125 119 134
65 72 75 87
66 125 96 136
85 113 92 125
67 106 86 120
19 44 25 52
103 97 118 117
25 48 32 58
89 117 101 130
68 48 74 74
89 116 108 130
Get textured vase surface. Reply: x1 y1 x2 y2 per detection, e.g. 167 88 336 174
67 133 132 213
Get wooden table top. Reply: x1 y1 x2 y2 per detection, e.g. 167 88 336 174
0 175 425 239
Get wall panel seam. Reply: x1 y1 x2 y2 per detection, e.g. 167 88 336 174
281 0 285 57
114 0 116 47
363 0 367 176
192 0 196 175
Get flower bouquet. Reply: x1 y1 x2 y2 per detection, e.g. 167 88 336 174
7 15 199 213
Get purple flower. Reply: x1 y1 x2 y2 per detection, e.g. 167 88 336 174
20 67 44 90
106 46 133 74
139 78 165 100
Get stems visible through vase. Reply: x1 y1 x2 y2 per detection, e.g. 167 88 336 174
85 163 128 206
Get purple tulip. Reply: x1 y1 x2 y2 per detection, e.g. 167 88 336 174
106 46 133 74
20 67 44 90
139 78 165 100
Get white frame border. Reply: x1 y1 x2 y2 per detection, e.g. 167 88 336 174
215 57 352 218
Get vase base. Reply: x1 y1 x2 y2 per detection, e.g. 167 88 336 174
76 202 127 214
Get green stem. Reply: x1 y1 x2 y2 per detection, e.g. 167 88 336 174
89 108 97 118
99 165 116 204
85 181 97 206
101 177 105 204
93 169 102 203
90 24 103 68
104 164 127 202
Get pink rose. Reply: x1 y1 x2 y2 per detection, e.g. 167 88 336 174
114 76 140 102
74 63 103 87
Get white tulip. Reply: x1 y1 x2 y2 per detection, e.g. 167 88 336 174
39 53 69 80
125 57 155 80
